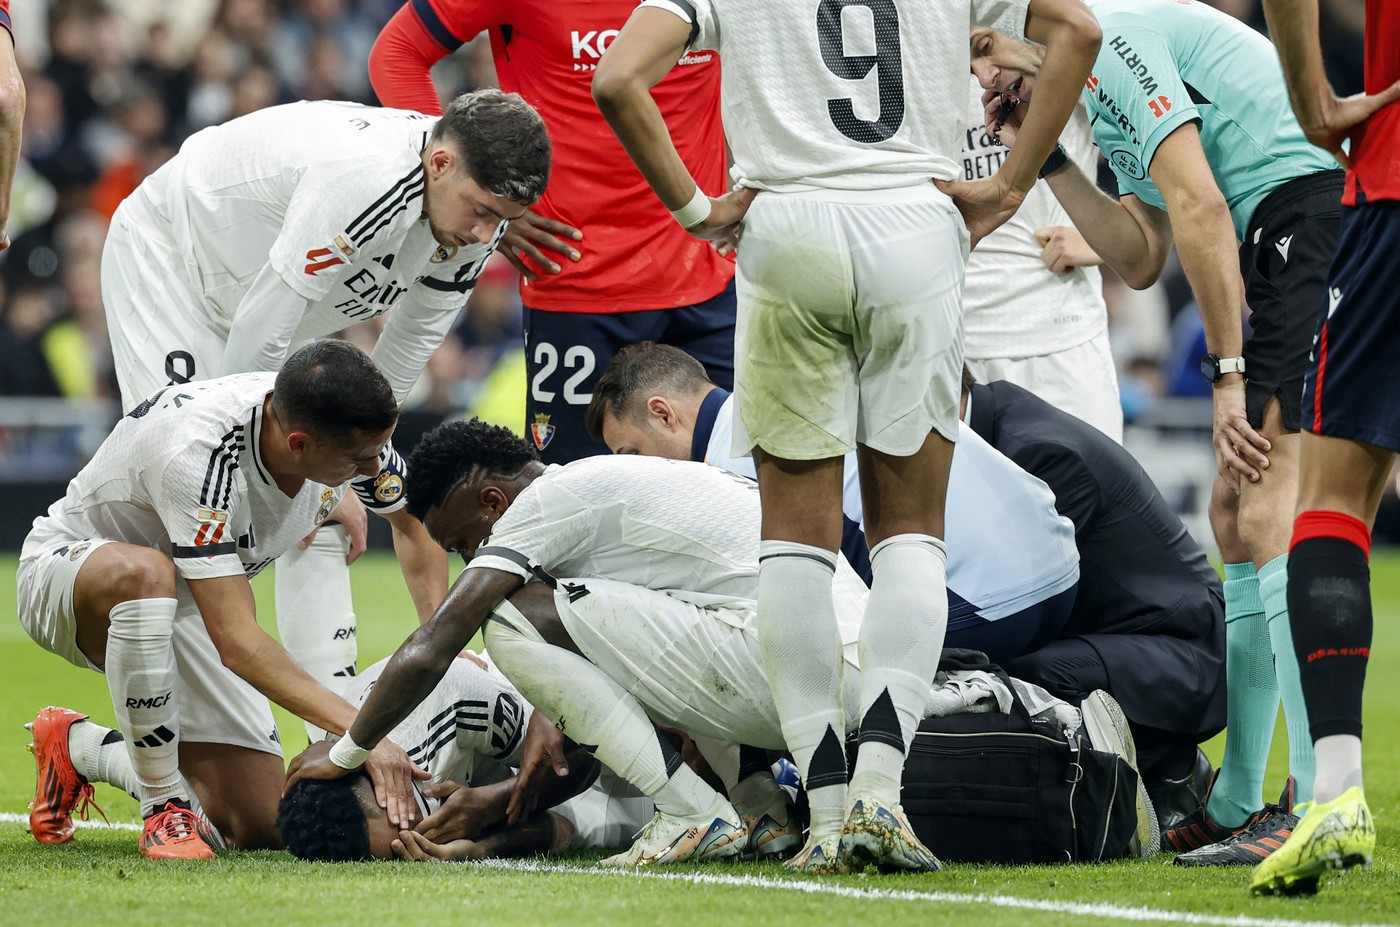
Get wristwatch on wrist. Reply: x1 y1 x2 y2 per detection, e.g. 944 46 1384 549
1038 144 1070 179
1200 353 1246 383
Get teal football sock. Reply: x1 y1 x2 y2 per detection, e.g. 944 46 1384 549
1208 562 1277 827
1259 554 1315 805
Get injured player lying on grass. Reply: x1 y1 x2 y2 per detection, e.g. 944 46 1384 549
28 653 654 861
284 419 1156 871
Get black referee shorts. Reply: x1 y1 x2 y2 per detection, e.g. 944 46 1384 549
1238 169 1345 430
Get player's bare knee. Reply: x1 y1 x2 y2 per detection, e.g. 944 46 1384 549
210 802 280 851
103 546 178 605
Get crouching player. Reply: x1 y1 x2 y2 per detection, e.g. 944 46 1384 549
22 342 423 860
278 652 654 861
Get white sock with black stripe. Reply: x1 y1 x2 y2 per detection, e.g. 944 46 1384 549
104 597 190 817
851 534 949 807
757 539 847 842
68 719 226 848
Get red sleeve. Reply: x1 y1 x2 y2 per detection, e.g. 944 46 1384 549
369 0 499 116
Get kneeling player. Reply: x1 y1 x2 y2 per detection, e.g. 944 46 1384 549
22 342 422 860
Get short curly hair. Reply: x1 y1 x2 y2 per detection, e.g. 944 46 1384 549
406 418 539 522
277 776 372 861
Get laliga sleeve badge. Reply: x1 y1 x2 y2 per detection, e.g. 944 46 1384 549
315 489 336 524
530 413 555 451
373 472 404 505
430 242 460 264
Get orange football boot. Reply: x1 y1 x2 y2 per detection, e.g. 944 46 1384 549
26 706 106 843
139 801 216 860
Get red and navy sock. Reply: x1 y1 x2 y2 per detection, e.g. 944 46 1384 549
1287 510 1373 742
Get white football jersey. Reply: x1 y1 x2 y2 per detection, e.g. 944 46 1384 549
469 455 870 610
699 392 1079 622
24 373 402 583
959 78 1108 359
642 0 1028 191
126 101 502 400
349 656 532 789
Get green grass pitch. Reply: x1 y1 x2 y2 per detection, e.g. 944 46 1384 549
0 551 1397 926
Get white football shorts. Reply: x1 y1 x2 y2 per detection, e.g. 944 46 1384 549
102 196 230 414
964 330 1124 443
17 528 282 757
542 578 865 750
733 184 969 460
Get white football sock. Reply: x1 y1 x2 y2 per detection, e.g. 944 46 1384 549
851 534 948 806
67 719 226 848
69 718 140 799
275 524 357 740
485 604 720 819
758 540 846 841
1313 734 1364 803
104 597 188 817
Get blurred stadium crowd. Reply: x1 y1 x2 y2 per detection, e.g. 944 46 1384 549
0 0 1373 505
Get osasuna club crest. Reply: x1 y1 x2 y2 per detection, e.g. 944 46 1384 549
530 413 555 451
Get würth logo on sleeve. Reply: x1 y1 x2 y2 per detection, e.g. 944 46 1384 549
1147 96 1173 118
304 247 346 276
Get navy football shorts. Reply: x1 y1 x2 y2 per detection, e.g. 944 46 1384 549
1302 198 1400 453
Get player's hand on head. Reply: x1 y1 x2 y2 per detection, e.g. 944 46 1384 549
507 711 570 825
1210 377 1270 489
499 208 583 280
365 739 432 829
282 740 348 794
392 829 481 862
416 781 497 842
1035 226 1102 274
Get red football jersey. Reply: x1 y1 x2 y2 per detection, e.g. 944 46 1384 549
0 0 11 35
1346 0 1400 205
370 0 734 314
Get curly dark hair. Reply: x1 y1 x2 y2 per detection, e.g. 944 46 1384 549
277 776 372 861
406 418 539 522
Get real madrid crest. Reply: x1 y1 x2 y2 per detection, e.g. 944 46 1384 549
430 242 459 264
373 471 404 505
316 489 336 524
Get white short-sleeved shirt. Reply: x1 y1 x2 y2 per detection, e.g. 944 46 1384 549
469 455 870 610
641 0 1029 192
128 102 502 392
959 78 1108 359
349 656 532 788
699 392 1079 622
24 373 404 581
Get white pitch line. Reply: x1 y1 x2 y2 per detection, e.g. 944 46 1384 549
0 815 1387 927
473 857 1394 927
0 811 141 831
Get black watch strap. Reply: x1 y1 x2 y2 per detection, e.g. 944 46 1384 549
1038 144 1070 180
